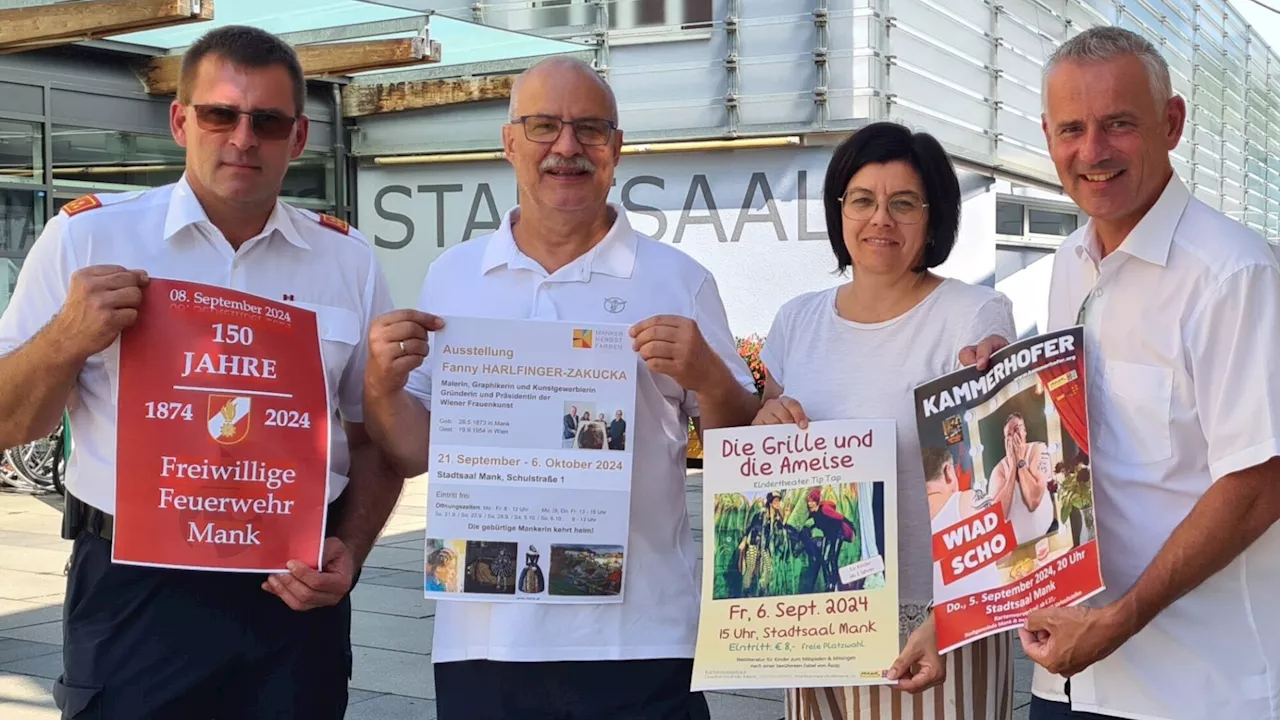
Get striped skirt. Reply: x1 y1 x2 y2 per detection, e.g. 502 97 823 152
784 632 1014 720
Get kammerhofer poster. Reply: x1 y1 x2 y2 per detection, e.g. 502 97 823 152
913 327 1104 653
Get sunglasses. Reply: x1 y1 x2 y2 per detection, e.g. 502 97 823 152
191 104 297 141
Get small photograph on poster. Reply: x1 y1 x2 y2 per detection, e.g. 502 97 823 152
549 544 624 596
517 543 548 596
562 401 628 451
463 541 518 595
924 371 1090 604
425 538 466 593
712 484 886 600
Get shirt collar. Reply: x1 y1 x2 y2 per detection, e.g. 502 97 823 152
1074 173 1188 267
481 203 638 279
164 174 310 251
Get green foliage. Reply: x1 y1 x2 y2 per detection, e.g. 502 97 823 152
712 486 865 599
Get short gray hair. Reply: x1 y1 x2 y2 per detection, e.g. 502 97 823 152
1042 26 1173 110
507 55 618 124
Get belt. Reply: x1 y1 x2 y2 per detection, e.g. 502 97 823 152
84 505 114 540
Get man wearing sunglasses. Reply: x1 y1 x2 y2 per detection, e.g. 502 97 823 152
362 56 762 719
0 25 397 719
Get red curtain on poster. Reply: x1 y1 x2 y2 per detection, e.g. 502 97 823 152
1037 363 1089 456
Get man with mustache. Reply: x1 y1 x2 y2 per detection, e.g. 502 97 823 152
962 26 1280 720
0 26 397 718
362 55 761 719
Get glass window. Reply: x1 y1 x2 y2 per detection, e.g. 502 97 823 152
0 256 22 318
49 125 334 206
609 0 712 30
997 201 1024 235
996 245 1054 283
1028 208 1079 236
0 189 43 255
281 150 334 207
51 126 184 190
0 119 43 184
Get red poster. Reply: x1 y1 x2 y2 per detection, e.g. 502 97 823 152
113 278 330 572
914 326 1104 653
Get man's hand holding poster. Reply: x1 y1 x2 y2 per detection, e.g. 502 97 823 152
914 327 1104 653
114 279 331 573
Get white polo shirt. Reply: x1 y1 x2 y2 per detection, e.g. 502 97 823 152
0 176 392 513
405 204 756 663
1033 174 1280 719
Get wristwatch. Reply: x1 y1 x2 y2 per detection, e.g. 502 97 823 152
1017 459 1027 469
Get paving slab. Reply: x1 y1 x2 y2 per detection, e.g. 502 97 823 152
707 690 785 720
0 671 58 720
0 639 59 666
0 547 69 576
0 649 61 680
349 646 434 700
351 612 434 655
0 573 66 602
0 600 61 632
0 622 61 646
363 545 424 571
346 693 438 720
359 569 423 590
351 583 434 619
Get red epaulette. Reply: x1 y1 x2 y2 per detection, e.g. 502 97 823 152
61 194 103 217
317 213 350 235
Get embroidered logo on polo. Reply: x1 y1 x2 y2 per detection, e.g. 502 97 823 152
603 297 627 314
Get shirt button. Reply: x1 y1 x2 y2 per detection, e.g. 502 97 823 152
1093 288 1103 299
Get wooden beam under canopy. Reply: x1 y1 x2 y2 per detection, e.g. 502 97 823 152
341 72 517 118
0 0 213 54
139 36 441 95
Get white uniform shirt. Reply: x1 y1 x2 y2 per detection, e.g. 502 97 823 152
405 204 756 663
1033 174 1280 719
0 176 392 513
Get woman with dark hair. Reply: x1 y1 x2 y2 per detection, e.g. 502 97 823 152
754 122 1017 720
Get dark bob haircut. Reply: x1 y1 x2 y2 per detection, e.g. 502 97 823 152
823 121 961 274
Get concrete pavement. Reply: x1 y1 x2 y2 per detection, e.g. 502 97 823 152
0 471 1033 719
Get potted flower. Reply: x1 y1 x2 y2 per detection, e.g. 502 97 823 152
687 335 767 466
1052 452 1094 546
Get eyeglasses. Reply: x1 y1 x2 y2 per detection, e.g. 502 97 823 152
512 115 616 146
191 104 297 141
838 192 929 224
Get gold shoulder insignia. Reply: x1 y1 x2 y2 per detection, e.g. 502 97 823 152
61 195 103 217
317 213 350 235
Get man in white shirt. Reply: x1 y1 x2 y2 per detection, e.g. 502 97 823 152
361 56 760 719
0 26 398 718
965 26 1280 720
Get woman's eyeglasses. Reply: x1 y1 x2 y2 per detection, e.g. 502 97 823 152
838 193 929 224
192 104 297 141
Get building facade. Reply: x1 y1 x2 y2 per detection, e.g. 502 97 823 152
351 0 1280 341
1 0 1278 337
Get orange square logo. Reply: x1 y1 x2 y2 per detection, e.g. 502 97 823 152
572 329 593 349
